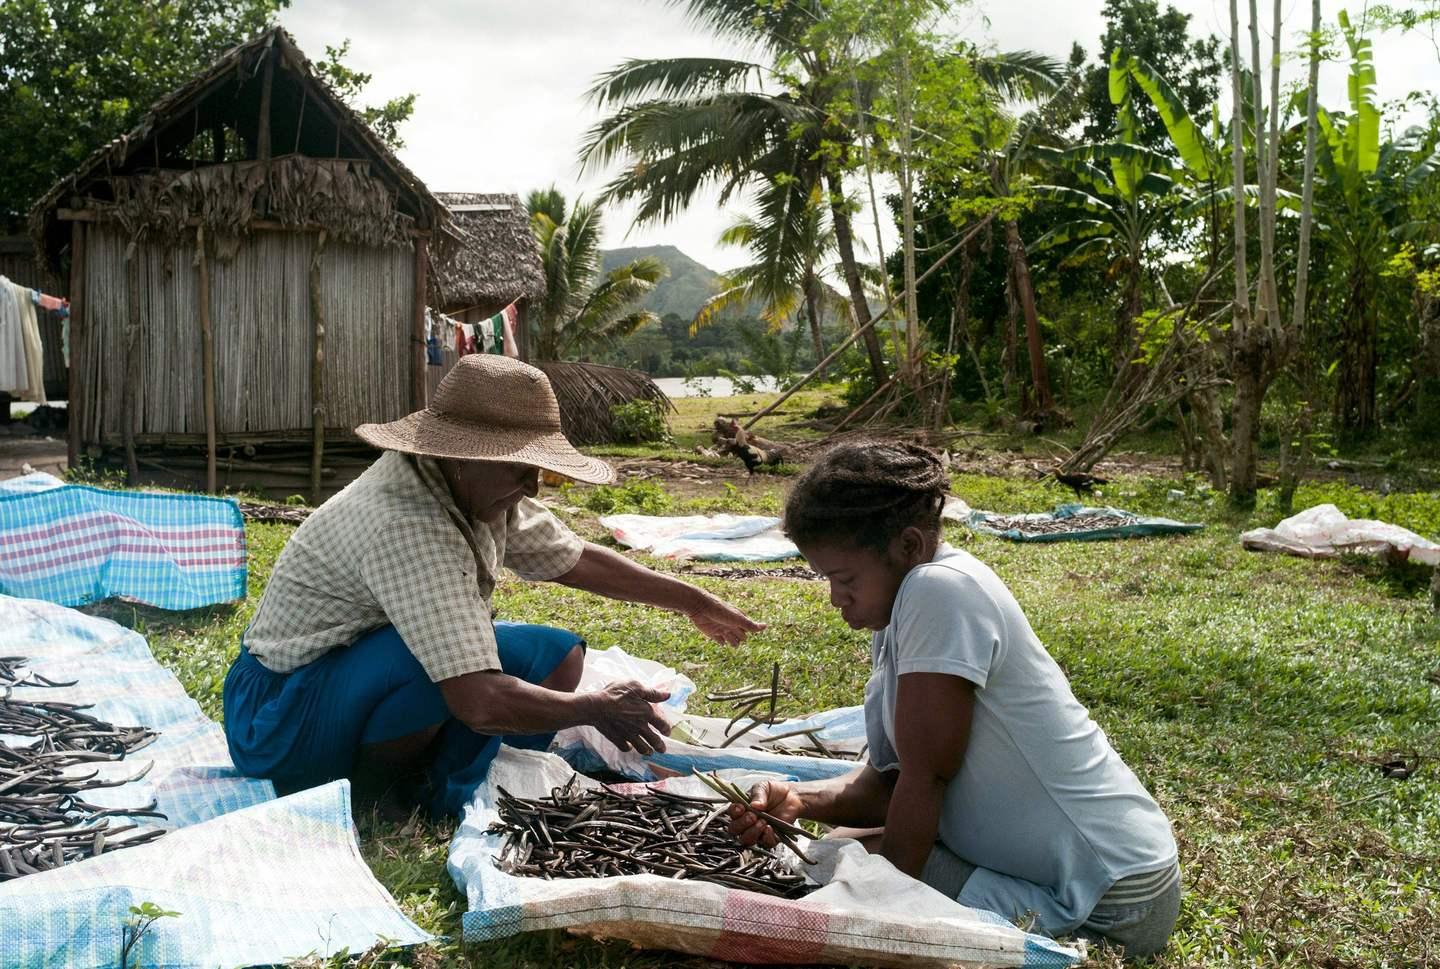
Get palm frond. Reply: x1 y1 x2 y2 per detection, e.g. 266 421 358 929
587 57 767 109
971 48 1068 100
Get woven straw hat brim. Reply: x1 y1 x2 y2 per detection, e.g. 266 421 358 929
356 411 616 484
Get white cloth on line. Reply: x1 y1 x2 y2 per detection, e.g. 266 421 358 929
12 281 46 402
0 277 30 397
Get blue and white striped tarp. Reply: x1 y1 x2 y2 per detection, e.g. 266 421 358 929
0 595 430 968
0 472 246 610
0 781 431 969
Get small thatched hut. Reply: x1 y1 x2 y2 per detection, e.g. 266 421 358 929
425 193 543 400
30 27 450 500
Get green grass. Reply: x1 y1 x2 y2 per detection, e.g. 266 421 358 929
95 454 1440 968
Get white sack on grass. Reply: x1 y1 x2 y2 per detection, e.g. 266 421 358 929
449 748 1083 968
600 513 799 561
1241 503 1440 566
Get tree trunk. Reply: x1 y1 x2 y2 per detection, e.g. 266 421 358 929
1229 349 1266 506
1336 273 1379 434
803 274 824 364
1002 274 1019 401
1005 221 1055 416
1187 383 1229 490
1418 292 1440 434
825 168 888 388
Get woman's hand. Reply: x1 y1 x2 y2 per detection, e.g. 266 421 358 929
727 780 806 847
584 680 672 755
686 591 765 646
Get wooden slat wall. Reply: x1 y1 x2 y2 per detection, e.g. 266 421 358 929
80 223 414 444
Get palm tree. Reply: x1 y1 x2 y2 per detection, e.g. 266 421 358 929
960 49 1073 415
525 187 668 361
692 184 848 363
577 0 891 387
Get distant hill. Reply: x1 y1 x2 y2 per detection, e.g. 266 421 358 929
601 244 754 323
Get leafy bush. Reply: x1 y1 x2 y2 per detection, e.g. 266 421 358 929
573 479 674 515
609 399 672 444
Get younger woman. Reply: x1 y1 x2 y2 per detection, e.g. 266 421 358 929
728 442 1180 957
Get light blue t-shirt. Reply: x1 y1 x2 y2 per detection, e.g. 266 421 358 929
864 544 1177 934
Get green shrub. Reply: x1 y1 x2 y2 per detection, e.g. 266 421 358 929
609 399 672 444
573 479 674 515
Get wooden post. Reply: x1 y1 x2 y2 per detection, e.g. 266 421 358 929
196 226 218 493
211 124 225 163
123 249 141 483
67 222 86 471
516 299 531 362
256 47 275 214
309 231 329 504
412 238 429 410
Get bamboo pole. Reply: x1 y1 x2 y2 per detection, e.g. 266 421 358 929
195 226 218 493
309 231 329 504
123 250 141 483
66 222 85 471
412 238 429 410
743 213 995 431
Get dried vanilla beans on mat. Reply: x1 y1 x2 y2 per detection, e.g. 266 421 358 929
981 511 1140 536
489 779 815 899
0 665 167 880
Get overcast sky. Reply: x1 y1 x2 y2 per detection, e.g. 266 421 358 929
281 0 1440 272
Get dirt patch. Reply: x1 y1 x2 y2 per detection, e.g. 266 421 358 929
0 434 66 480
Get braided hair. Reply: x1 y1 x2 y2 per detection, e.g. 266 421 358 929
784 442 948 552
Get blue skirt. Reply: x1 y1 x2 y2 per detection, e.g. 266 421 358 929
223 621 582 816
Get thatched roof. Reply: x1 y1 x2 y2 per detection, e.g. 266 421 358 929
29 27 449 267
536 361 673 446
431 192 544 314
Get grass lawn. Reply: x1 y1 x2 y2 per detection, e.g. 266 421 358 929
97 421 1440 968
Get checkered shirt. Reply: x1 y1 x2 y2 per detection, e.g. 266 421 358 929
243 451 585 681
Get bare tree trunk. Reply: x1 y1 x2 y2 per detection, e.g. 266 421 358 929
1005 220 1055 416
1418 292 1440 432
803 274 824 364
1002 274 1019 400
1188 382 1230 490
1336 276 1380 433
1226 0 1259 505
825 167 889 387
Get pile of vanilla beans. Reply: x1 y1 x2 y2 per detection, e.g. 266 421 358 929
981 511 1140 536
489 777 815 899
705 663 862 760
0 656 166 880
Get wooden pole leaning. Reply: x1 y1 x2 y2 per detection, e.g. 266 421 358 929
742 213 995 432
412 237 429 410
308 230 329 505
123 249 141 483
195 226 218 493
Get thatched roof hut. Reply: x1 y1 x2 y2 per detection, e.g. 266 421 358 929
431 193 543 319
30 27 450 500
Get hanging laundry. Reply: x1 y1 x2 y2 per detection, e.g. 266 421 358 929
32 291 68 316
499 302 520 359
11 282 46 403
0 278 30 399
477 317 496 354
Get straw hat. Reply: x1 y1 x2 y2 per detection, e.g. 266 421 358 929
355 355 616 484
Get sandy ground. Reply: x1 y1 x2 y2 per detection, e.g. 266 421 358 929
0 432 66 480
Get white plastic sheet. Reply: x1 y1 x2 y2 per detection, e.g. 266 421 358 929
1240 503 1440 566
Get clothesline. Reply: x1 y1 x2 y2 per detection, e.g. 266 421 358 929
425 301 520 365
